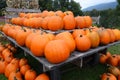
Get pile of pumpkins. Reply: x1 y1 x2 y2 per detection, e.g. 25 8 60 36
100 52 120 80
10 10 92 30
0 43 50 80
1 23 120 64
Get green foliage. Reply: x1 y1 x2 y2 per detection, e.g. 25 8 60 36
0 0 6 16
39 0 83 16
116 0 120 16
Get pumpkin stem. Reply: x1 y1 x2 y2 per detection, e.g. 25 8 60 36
21 27 26 32
79 35 83 37
14 76 17 80
16 68 20 73
106 77 110 80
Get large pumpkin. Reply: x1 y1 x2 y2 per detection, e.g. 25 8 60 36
75 35 91 51
30 33 50 56
44 40 70 64
47 15 63 31
0 59 8 74
107 29 116 43
55 31 76 52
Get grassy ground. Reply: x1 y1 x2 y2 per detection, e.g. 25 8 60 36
0 43 120 80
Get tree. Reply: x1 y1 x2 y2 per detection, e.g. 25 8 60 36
39 0 83 16
0 0 6 16
116 0 120 16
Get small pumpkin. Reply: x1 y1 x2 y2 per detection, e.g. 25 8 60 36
108 65 120 77
101 73 117 80
108 55 119 66
19 58 28 68
25 69 37 80
35 73 50 80
0 58 8 74
20 64 30 75
99 54 108 64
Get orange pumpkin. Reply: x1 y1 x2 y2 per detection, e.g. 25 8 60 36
64 11 74 16
55 10 65 18
44 40 70 64
5 60 19 78
8 69 22 80
35 73 50 80
47 15 63 31
72 29 86 38
84 16 92 28
108 55 119 66
0 59 8 74
86 30 100 48
25 69 37 80
19 58 28 68
63 14 76 30
55 31 76 52
41 16 50 30
75 35 91 51
97 28 110 45
15 28 31 46
20 64 30 75
99 54 108 64
106 29 116 43
101 73 117 80
112 29 120 41
75 16 86 28
30 33 50 56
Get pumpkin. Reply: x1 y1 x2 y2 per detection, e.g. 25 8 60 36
63 14 76 30
99 54 108 64
25 30 41 48
44 40 70 64
55 10 65 18
101 73 117 80
41 16 50 30
0 58 8 74
41 10 49 18
30 33 50 56
20 64 30 75
35 73 50 80
108 65 120 77
75 35 91 51
118 75 120 80
86 30 100 48
25 69 37 80
55 31 76 52
112 29 120 41
75 16 86 28
47 15 63 31
106 52 111 59
64 11 74 16
97 28 110 45
15 28 31 46
84 16 92 28
108 55 119 66
8 69 22 80
106 29 116 43
72 29 86 38
47 11 55 16
2 49 14 63
19 58 28 68
5 59 19 78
